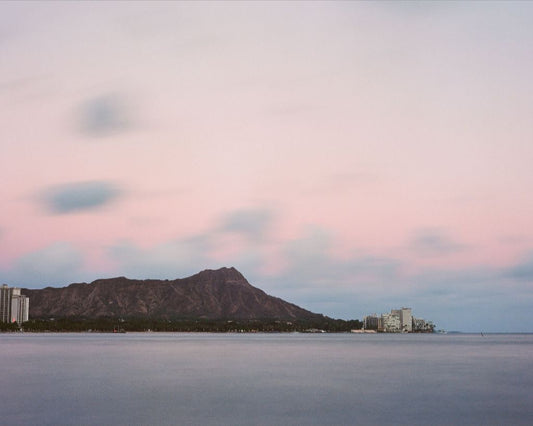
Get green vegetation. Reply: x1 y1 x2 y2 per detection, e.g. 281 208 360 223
0 321 21 332
17 317 363 333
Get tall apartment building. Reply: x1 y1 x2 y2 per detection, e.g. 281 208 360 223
0 284 29 324
363 314 380 330
381 313 401 332
363 307 429 333
392 307 412 332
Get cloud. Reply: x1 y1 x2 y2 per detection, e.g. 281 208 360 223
4 206 532 331
218 208 274 241
403 265 533 332
244 226 533 331
104 224 405 322
109 236 213 280
78 94 131 137
41 181 122 214
108 207 276 280
5 231 530 331
243 226 403 319
0 242 85 288
265 245 533 331
279 227 400 287
504 253 533 281
409 228 465 257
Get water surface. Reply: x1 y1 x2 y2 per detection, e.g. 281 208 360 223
1 333 532 425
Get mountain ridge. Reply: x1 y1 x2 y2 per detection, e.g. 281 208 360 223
21 267 324 320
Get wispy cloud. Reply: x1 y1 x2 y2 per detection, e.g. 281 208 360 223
107 207 276 279
279 227 399 287
0 242 86 288
409 228 465 257
108 236 212 280
78 94 131 137
3 219 533 331
504 253 533 281
218 208 274 241
41 181 122 214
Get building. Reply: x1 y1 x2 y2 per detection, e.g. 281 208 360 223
362 307 433 333
381 313 401 332
412 317 434 332
363 314 380 330
392 307 412 332
0 285 29 324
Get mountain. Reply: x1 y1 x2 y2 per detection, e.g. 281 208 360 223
21 267 323 320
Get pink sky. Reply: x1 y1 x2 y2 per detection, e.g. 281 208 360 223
1 2 533 331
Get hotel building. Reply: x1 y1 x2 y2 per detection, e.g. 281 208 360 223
363 307 432 333
0 284 29 324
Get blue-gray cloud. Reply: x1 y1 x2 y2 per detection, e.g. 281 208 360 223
0 242 87 288
218 208 274 241
278 227 400 288
409 228 465 256
107 223 507 331
78 94 130 137
403 266 533 333
42 181 122 214
5 212 533 331
242 226 533 332
108 236 213 280
504 253 533 281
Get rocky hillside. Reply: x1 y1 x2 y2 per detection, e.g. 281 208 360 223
21 267 323 320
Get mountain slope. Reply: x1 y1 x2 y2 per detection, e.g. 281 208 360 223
21 267 323 320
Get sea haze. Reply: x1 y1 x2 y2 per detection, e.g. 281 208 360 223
1 333 532 425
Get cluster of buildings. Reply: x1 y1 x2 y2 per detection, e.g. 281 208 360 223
0 285 29 325
363 307 434 333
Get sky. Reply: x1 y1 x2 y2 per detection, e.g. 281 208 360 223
1 2 533 332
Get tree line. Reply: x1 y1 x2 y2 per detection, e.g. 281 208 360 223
12 317 363 333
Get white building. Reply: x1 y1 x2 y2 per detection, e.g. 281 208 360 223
392 307 412 332
381 313 401 332
0 285 29 324
363 307 433 333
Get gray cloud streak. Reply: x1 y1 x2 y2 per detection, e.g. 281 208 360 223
4 207 532 331
42 181 122 214
218 208 274 241
504 253 533 281
0 242 87 288
108 236 213 280
78 94 131 137
409 228 465 257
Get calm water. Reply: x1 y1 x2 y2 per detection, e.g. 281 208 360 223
1 333 532 425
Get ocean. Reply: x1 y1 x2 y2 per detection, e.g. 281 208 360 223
1 333 532 425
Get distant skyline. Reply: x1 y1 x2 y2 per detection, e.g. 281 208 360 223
2 2 533 332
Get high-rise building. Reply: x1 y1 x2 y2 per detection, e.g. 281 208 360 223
391 308 412 332
0 284 29 324
363 307 432 333
381 313 401 332
363 314 380 330
400 307 412 332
